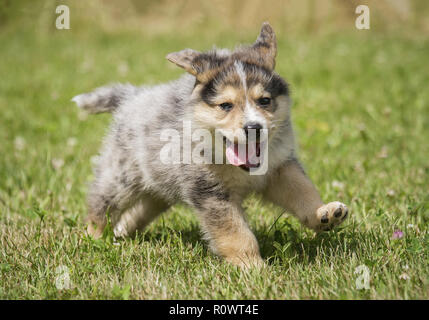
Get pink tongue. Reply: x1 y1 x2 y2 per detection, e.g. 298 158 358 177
225 141 257 166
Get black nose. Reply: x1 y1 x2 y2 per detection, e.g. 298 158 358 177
243 122 263 138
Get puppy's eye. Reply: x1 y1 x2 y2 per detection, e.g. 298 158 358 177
258 97 271 107
219 102 233 111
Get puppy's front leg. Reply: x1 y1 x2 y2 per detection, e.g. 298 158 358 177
264 159 349 232
191 193 263 268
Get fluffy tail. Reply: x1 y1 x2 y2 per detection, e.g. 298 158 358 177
72 83 139 114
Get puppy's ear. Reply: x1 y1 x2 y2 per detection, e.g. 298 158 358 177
166 49 201 76
251 22 277 70
167 49 227 81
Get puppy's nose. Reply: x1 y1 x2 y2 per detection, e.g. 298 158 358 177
243 122 263 138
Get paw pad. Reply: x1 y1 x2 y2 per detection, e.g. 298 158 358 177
315 201 349 232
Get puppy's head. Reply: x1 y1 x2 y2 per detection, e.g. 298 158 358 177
167 22 290 170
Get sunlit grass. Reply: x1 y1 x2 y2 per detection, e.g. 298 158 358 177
0 27 428 299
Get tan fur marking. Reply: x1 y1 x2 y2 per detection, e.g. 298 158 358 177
212 86 240 105
264 161 324 229
199 203 263 268
249 84 269 100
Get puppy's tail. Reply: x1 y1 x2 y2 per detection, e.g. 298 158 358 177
72 83 140 114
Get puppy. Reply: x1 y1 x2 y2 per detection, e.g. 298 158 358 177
73 22 349 268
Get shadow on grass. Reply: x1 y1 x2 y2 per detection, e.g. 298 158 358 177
131 216 367 266
137 222 208 250
256 223 368 265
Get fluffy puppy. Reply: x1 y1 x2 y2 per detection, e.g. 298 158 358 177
73 22 349 268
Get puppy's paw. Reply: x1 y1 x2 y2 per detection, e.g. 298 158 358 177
87 221 105 239
315 201 349 232
113 222 129 238
225 255 265 270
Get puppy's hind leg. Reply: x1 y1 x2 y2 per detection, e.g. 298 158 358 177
86 178 140 239
86 159 142 238
113 194 170 238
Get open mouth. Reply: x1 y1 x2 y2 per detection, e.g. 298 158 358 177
225 138 263 171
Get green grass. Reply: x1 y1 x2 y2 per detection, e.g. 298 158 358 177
0 27 428 299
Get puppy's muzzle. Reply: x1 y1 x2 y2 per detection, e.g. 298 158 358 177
243 122 262 140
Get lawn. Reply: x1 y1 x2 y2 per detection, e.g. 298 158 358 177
0 21 428 299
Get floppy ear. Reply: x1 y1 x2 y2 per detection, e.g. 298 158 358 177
251 22 277 70
166 49 201 76
166 49 227 81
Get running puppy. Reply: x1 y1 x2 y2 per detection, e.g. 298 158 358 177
73 22 349 268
